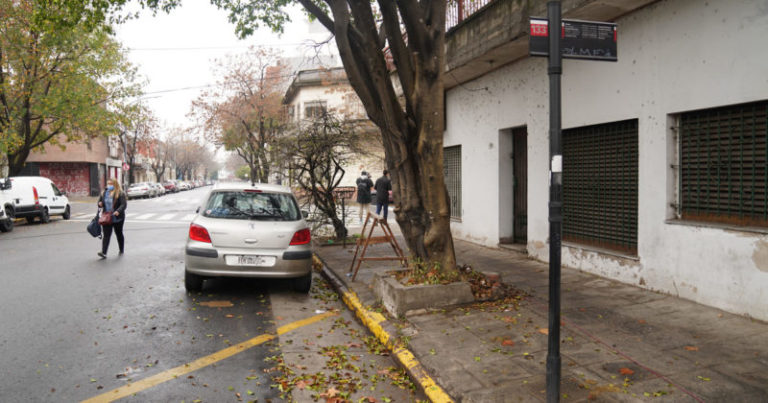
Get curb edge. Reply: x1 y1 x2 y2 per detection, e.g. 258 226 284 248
316 256 454 403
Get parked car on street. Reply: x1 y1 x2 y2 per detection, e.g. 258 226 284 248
1 176 71 224
127 182 153 199
151 182 165 197
163 181 178 193
184 182 312 293
178 181 190 191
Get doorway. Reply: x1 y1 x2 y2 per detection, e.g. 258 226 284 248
499 127 527 245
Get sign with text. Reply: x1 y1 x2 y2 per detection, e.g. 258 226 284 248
529 18 617 61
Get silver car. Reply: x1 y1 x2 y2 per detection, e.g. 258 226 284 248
184 183 312 293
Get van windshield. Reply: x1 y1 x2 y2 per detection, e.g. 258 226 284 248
202 191 300 221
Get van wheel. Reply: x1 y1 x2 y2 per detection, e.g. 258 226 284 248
185 270 204 292
40 208 50 223
0 209 12 233
293 272 312 293
62 205 71 220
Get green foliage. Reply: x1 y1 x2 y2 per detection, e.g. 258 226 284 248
0 0 141 172
234 165 250 180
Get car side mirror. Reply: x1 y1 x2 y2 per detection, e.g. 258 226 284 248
301 210 309 219
196 206 200 213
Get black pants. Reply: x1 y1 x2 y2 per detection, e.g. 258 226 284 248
102 220 125 254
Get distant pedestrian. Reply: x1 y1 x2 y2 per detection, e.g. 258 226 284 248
374 170 392 220
355 171 373 222
97 179 127 258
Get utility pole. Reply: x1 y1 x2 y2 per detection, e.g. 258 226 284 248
545 2 563 401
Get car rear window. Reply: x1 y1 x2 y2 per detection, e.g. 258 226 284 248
202 191 301 221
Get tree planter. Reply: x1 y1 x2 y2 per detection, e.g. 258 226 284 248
372 272 475 317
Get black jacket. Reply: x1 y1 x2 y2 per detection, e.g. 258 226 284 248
374 176 391 204
356 176 374 203
98 189 127 223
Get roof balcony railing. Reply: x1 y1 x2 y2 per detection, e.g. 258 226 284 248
446 0 496 31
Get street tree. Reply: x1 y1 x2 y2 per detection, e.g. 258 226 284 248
120 106 157 185
190 47 288 184
287 112 364 240
0 0 139 176
210 1 457 272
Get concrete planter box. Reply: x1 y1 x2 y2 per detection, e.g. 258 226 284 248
373 272 475 317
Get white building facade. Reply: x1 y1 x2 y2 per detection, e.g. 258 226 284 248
444 0 768 320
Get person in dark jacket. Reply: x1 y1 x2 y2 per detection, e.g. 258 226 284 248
355 171 373 223
374 170 392 220
97 178 127 258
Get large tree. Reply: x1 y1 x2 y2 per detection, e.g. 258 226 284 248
190 47 288 184
0 0 139 175
212 1 457 272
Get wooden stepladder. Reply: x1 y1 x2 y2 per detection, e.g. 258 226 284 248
348 211 407 281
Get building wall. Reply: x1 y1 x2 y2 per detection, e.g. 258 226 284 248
27 136 109 164
38 162 92 196
444 0 768 320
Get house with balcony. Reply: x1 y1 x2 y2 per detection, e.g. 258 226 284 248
283 67 386 187
443 0 768 320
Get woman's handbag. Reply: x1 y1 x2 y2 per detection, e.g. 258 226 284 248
87 209 102 238
98 210 113 225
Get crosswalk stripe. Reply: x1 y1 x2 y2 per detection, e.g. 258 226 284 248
125 213 138 218
157 213 176 220
135 213 156 220
183 214 197 221
74 213 92 218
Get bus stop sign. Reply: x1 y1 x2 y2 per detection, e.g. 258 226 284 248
530 17 617 61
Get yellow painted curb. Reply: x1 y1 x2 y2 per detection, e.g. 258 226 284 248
334 277 454 403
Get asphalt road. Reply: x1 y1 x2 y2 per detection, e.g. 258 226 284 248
0 187 423 402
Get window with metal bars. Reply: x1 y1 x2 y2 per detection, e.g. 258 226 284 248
563 119 638 255
678 100 767 227
444 145 462 219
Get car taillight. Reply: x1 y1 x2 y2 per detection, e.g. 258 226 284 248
290 228 311 245
189 223 212 243
33 186 39 205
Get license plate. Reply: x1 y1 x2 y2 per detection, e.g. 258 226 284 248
225 255 276 267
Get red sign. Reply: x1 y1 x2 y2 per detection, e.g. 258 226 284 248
530 20 548 37
123 162 130 171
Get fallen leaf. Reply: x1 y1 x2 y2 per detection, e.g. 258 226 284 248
684 346 699 351
637 319 647 324
538 328 549 335
225 314 234 318
320 387 340 398
502 339 515 346
619 368 634 376
697 376 711 382
199 301 233 308
295 379 311 390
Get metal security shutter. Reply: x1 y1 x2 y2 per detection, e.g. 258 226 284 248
444 146 462 219
680 100 767 227
563 119 638 254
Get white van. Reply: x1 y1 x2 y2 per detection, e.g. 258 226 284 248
0 176 71 224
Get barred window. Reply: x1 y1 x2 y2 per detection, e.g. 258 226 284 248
563 119 638 255
679 100 767 227
304 100 327 119
444 145 462 219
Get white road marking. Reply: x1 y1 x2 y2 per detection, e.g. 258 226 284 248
135 213 156 220
183 214 197 221
157 213 176 221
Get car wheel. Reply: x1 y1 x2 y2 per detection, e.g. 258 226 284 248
40 208 50 223
292 272 312 293
62 205 71 220
185 270 204 292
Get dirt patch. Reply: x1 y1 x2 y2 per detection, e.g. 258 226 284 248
753 240 768 272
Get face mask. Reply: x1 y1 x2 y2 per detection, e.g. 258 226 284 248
107 185 114 191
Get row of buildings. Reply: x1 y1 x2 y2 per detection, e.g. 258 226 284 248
5 134 179 197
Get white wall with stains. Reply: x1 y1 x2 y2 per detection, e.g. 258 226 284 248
444 0 768 320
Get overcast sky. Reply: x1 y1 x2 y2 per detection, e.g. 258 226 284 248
114 2 338 130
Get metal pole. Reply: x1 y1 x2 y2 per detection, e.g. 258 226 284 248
546 1 562 402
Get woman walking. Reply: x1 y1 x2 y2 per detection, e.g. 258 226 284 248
97 179 127 258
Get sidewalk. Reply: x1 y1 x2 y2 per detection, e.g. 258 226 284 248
316 228 768 402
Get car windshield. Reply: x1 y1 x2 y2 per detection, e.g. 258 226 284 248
202 191 301 221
